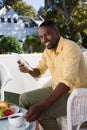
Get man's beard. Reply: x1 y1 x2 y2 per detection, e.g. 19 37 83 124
46 42 58 49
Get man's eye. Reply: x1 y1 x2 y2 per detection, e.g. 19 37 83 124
46 32 50 36
45 33 48 37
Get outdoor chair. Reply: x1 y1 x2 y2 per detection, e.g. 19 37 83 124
66 88 87 130
38 88 87 130
0 63 12 101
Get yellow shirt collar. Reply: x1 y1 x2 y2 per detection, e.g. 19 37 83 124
56 36 64 53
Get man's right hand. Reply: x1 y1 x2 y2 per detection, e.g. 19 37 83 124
17 60 41 77
17 60 29 73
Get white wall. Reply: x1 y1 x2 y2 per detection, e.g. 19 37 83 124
0 53 51 94
0 22 38 41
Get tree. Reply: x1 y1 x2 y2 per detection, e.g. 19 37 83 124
0 1 37 17
46 0 80 21
45 0 87 46
0 36 24 54
23 35 45 53
12 1 37 17
1 0 20 8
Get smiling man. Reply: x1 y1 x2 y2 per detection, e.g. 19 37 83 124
18 20 87 130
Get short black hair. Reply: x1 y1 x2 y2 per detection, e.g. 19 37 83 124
39 20 58 29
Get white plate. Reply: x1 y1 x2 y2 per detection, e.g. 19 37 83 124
5 121 30 130
10 105 20 113
0 105 20 119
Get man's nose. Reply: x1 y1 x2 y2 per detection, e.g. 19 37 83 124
42 36 47 43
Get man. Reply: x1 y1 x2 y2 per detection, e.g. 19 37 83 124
18 20 87 130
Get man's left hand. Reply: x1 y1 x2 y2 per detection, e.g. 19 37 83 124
24 104 45 122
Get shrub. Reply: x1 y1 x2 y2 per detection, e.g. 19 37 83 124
0 36 24 54
23 35 45 53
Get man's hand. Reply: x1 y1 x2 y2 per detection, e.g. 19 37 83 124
17 60 41 77
17 60 29 73
24 83 69 122
24 104 45 122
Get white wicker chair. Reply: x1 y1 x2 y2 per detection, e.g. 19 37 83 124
67 88 87 130
0 63 12 101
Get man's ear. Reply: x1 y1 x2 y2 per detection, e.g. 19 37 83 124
56 29 60 36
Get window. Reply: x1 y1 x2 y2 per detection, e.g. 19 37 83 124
8 18 11 23
1 17 5 22
24 23 29 28
13 18 17 23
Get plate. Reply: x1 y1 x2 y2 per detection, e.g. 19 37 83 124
0 105 20 119
5 121 30 130
10 105 20 113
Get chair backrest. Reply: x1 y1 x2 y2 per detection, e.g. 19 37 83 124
0 63 12 101
67 88 87 130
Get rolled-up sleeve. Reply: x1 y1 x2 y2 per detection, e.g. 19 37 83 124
59 45 81 89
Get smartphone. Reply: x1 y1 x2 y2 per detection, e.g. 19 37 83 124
12 53 33 71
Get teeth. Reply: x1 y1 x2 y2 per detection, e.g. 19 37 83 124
45 42 50 46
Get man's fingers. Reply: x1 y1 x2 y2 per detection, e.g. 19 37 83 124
27 115 36 122
24 110 36 122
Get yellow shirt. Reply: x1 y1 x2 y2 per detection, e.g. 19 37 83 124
37 37 87 93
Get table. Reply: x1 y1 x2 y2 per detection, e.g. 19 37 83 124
0 107 36 130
